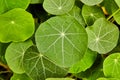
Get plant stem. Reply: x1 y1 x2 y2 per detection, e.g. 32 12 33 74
107 8 120 21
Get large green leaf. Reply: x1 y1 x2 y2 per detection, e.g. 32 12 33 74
82 5 105 26
10 73 32 80
69 49 97 73
103 53 120 78
43 0 75 15
46 78 74 80
66 6 86 27
35 16 88 67
0 0 30 14
0 8 35 43
86 18 119 54
80 0 103 6
23 46 67 80
5 40 33 73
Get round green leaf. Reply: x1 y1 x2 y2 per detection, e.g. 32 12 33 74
0 8 35 43
80 0 103 6
86 18 119 54
5 40 33 73
82 5 105 26
43 0 75 15
0 0 30 14
23 46 67 80
69 49 97 73
103 53 120 78
10 73 32 80
35 16 88 67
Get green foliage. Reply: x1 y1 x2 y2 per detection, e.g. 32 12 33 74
0 0 120 80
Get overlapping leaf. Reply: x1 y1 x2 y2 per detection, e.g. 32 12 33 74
0 8 35 43
86 18 119 53
23 46 67 80
43 0 75 15
5 40 33 73
35 16 88 67
82 5 105 26
46 78 74 80
66 6 85 27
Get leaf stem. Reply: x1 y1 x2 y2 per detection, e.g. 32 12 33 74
107 8 120 20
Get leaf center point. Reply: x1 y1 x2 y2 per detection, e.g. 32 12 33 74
11 21 15 24
58 6 62 10
96 37 99 42
61 32 65 37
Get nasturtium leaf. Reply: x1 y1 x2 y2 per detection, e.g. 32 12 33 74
0 0 30 14
115 0 120 8
46 78 74 80
35 16 88 67
31 0 43 4
86 18 119 54
43 0 75 15
0 8 35 43
97 77 120 80
103 53 120 78
80 0 103 6
10 73 32 80
82 5 105 26
23 46 67 80
5 40 33 74
66 6 86 27
69 49 97 73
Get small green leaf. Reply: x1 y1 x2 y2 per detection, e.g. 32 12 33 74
35 16 88 67
5 40 33 73
0 0 30 14
66 6 86 27
43 0 75 15
80 0 103 6
97 77 120 80
10 73 32 80
86 18 119 54
46 78 74 80
23 46 67 80
103 53 120 78
69 49 97 73
30 0 44 4
0 8 35 43
82 5 105 26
